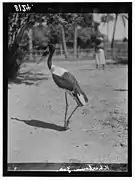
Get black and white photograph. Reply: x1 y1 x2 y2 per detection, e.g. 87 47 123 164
3 2 131 175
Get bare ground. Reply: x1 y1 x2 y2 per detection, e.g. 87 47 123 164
8 60 128 163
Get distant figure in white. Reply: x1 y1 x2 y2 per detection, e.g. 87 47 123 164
94 35 106 70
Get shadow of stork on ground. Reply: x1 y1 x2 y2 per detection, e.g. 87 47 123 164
11 117 66 131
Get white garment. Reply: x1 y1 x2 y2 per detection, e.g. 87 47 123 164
95 49 105 65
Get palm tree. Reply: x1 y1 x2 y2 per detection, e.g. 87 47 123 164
121 14 128 40
60 43 63 56
73 25 78 60
28 28 33 61
56 15 69 59
111 13 128 60
111 13 118 60
61 25 68 59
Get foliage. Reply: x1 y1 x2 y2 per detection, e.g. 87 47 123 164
8 12 128 62
7 11 128 81
8 12 106 52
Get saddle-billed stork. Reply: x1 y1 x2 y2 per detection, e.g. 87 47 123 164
44 44 88 130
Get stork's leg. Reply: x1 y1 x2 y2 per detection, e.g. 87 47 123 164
64 92 69 128
66 105 79 129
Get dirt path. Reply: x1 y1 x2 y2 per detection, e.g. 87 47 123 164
8 60 128 163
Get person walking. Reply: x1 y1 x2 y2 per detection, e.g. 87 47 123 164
94 35 106 70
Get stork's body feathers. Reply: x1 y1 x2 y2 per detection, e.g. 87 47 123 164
45 44 88 129
51 65 68 76
51 68 88 106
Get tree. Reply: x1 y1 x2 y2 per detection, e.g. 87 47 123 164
8 12 107 80
101 14 114 41
8 14 33 79
46 13 68 58
111 13 128 60
70 13 90 60
56 13 91 60
28 28 33 61
32 24 50 48
111 13 118 60
74 26 78 60
121 14 128 38
61 25 68 58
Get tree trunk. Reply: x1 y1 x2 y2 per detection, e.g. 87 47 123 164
111 13 118 60
28 28 33 61
121 15 126 39
11 13 19 45
60 43 63 56
61 25 68 59
77 46 80 59
74 26 78 60
107 22 109 41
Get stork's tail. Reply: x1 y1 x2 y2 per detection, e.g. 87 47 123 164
81 90 88 103
74 88 88 106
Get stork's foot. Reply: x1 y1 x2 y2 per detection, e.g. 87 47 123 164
63 126 69 131
64 121 70 130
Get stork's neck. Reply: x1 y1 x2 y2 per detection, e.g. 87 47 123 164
47 49 55 70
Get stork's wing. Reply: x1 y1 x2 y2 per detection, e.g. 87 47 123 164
52 71 88 105
52 71 80 93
